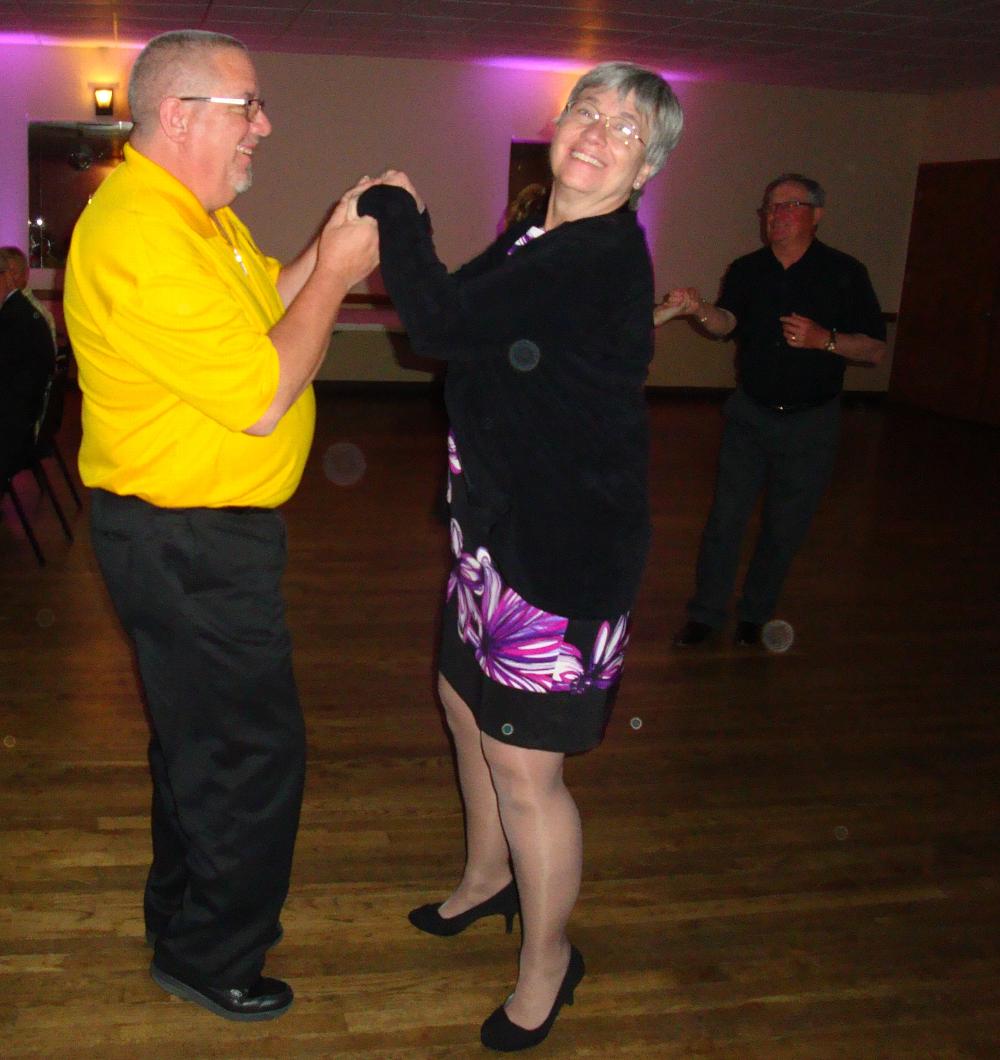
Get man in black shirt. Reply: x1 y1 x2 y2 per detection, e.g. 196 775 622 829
655 173 886 646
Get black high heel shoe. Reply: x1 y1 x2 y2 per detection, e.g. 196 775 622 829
480 944 585 1052
408 879 519 936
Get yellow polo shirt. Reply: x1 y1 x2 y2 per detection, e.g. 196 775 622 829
64 144 315 508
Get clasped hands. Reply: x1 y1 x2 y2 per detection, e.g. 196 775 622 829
339 169 424 220
313 169 422 283
653 287 705 327
655 288 828 352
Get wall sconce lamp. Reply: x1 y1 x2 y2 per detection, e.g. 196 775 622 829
92 85 115 117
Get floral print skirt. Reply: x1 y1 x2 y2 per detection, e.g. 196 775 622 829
438 431 631 754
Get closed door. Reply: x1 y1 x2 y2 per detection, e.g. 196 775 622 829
890 159 1000 424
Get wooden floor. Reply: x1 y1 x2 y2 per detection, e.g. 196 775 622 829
1 387 998 1058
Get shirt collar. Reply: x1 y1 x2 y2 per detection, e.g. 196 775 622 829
122 142 217 239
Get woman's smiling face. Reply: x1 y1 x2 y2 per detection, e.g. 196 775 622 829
548 87 652 217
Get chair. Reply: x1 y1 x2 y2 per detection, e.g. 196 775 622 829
1 367 78 565
35 363 83 512
2 425 48 565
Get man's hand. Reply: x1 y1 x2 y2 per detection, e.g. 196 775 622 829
654 287 704 327
317 195 379 286
780 312 830 350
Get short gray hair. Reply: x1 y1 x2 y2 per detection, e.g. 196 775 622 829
561 61 683 177
0 245 28 285
764 173 826 208
128 29 248 128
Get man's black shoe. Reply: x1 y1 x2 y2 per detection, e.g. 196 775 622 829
672 620 715 646
146 922 284 949
734 621 762 646
150 961 293 1021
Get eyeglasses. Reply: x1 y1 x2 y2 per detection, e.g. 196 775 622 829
563 102 646 147
760 199 814 215
178 96 266 122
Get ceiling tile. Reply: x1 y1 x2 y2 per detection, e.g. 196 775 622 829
6 0 1000 92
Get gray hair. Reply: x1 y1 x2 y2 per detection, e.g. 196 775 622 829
764 173 826 208
561 61 683 177
0 245 28 285
128 29 248 128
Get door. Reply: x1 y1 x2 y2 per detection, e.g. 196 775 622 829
890 159 1000 424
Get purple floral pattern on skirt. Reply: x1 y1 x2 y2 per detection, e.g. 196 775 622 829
445 431 630 695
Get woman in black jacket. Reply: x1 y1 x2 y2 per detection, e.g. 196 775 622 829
357 62 683 1052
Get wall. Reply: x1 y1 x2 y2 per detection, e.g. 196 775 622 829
920 86 1000 163
0 43 136 245
1 42 931 389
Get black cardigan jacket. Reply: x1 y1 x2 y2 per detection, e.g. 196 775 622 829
359 185 655 619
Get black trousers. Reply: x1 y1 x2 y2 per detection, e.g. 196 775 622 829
90 490 306 988
687 388 840 628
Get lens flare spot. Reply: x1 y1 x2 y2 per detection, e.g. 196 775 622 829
323 442 367 487
762 619 794 653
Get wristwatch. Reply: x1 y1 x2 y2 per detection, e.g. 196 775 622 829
824 328 838 354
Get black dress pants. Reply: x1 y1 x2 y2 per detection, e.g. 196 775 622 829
90 490 306 988
687 389 840 628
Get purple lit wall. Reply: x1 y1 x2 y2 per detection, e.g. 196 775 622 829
0 38 137 251
1 41 926 388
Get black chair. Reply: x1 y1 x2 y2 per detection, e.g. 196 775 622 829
2 426 48 565
35 363 82 512
1 367 77 565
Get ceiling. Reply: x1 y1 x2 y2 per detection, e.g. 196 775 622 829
4 0 1000 94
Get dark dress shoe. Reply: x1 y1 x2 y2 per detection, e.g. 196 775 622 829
150 961 293 1021
672 620 715 646
734 621 762 646
480 944 585 1052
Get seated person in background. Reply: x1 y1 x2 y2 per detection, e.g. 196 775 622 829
1 245 58 351
0 247 56 478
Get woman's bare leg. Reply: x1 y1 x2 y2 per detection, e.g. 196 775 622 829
435 674 513 916
481 733 582 1029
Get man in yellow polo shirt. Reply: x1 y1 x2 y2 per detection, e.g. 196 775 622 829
64 29 378 1021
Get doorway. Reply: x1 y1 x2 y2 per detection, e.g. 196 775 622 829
890 159 1000 425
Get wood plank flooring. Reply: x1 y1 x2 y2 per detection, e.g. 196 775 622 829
2 388 998 1058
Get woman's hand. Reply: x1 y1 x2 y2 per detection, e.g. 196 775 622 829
374 169 425 213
